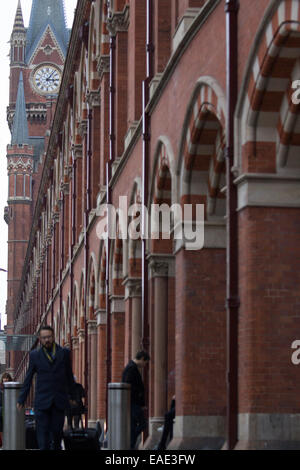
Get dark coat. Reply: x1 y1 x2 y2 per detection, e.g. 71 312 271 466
0 388 3 432
18 344 76 411
122 360 145 406
66 382 85 416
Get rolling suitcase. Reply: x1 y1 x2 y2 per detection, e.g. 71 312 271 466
63 416 100 451
25 410 39 450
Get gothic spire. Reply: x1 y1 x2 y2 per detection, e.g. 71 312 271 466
11 72 29 146
12 0 25 35
26 0 69 62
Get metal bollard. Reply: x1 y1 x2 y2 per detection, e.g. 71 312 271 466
3 382 25 450
108 383 131 450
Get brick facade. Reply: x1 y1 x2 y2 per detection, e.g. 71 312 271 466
7 0 300 449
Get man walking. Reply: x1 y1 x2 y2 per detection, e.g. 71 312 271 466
122 350 150 449
17 325 76 450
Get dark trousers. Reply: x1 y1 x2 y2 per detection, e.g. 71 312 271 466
157 407 175 450
35 405 65 450
131 404 147 450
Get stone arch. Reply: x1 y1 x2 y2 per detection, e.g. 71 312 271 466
79 271 85 330
128 178 142 279
72 281 80 337
149 138 177 254
98 240 107 310
150 136 177 206
237 0 300 174
87 254 98 319
178 77 226 223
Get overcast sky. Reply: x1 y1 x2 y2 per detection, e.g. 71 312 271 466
0 0 77 330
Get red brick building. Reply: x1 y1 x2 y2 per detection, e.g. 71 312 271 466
5 0 300 449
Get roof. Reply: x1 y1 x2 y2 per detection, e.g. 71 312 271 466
11 72 30 146
12 0 26 35
25 0 69 63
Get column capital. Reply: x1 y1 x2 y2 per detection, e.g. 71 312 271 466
87 319 97 334
78 119 88 137
123 277 142 299
78 328 85 342
234 172 300 211
107 5 130 36
148 254 175 278
86 89 100 108
110 295 125 314
95 308 107 326
72 144 83 160
97 55 110 79
71 336 79 348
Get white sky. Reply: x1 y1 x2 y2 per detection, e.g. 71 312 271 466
0 0 78 330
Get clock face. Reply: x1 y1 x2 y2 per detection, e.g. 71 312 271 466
33 65 61 94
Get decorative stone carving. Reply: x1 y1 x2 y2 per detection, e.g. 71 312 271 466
148 255 175 278
78 120 88 137
124 278 142 299
86 89 100 108
107 5 130 36
87 319 97 334
97 55 110 78
96 309 107 326
72 144 83 160
7 158 33 174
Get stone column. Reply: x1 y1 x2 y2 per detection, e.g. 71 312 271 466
124 278 142 359
145 255 173 448
78 328 85 386
110 295 125 382
235 175 300 449
71 336 79 379
88 319 97 427
96 309 107 425
170 221 227 450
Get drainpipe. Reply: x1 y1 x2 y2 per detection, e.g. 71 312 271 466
56 130 64 346
59 186 64 346
105 30 116 426
141 0 154 439
79 19 90 428
225 0 239 451
83 101 92 427
50 170 55 327
46 244 49 308
141 0 153 350
70 143 76 354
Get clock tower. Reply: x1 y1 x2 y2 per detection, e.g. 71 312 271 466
5 0 69 368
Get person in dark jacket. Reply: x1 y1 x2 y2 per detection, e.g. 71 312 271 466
157 396 175 450
17 325 76 450
66 376 85 429
122 350 150 449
